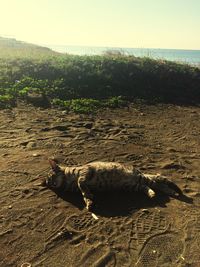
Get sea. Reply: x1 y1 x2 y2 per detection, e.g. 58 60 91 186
46 45 200 66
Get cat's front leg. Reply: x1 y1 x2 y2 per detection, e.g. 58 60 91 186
78 171 94 211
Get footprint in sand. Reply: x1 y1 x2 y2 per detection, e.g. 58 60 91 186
136 233 184 267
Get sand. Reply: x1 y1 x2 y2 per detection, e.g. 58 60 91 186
0 103 200 267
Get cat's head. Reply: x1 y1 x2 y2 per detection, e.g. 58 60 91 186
46 159 65 189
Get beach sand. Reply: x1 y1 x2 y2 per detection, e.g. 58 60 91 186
0 103 200 267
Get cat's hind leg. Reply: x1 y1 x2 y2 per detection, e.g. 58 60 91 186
146 174 182 197
132 169 156 198
140 185 156 198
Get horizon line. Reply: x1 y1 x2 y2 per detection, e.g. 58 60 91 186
1 35 200 51
38 42 200 52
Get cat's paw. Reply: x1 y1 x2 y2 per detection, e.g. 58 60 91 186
151 176 182 197
147 188 156 198
86 199 94 211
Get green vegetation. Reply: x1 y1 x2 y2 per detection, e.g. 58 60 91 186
0 37 200 112
0 94 15 108
51 96 127 113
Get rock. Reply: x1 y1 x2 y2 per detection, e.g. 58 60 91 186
32 153 40 157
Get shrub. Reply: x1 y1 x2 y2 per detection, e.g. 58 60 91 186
0 53 200 108
104 96 127 108
51 98 71 110
0 94 15 108
50 97 128 114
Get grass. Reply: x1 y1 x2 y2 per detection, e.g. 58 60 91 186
0 37 200 111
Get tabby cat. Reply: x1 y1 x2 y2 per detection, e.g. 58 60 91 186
45 159 182 211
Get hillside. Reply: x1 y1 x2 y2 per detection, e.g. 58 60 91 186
0 36 58 58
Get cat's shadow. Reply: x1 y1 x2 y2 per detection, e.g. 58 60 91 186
54 189 193 217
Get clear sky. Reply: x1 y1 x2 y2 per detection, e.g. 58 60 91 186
0 0 200 49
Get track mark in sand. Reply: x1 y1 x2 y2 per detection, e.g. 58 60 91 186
79 210 170 266
136 233 184 267
93 250 116 267
161 161 186 170
107 209 170 266
182 208 200 264
79 243 103 263
78 243 115 267
44 228 75 252
43 212 99 252
65 212 98 232
134 209 169 248
84 210 170 266
0 228 13 237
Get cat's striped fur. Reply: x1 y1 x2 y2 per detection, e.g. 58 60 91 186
46 159 182 211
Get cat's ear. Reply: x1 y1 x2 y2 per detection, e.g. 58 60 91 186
49 159 60 172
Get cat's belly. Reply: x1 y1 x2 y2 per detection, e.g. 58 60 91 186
86 171 138 191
